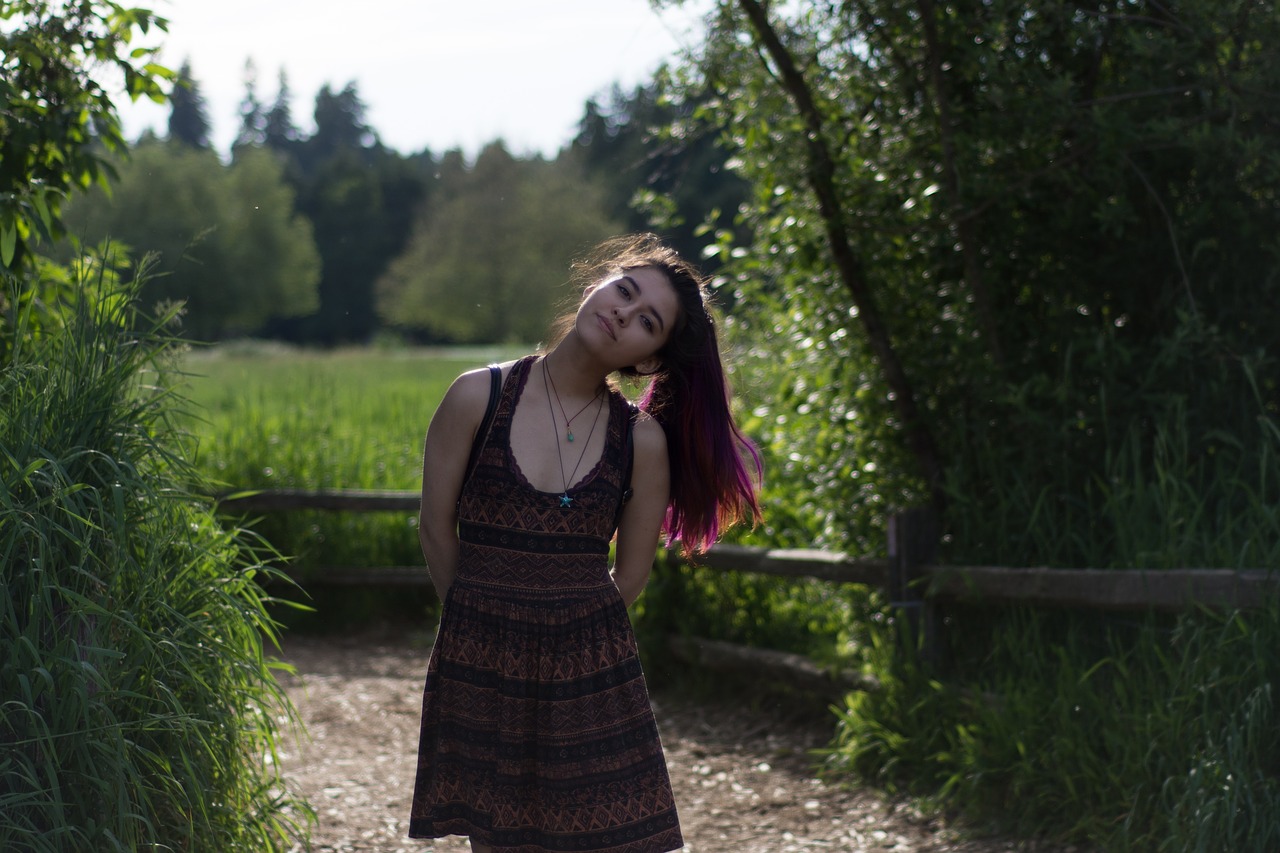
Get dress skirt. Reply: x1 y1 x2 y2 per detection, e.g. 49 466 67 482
408 577 683 852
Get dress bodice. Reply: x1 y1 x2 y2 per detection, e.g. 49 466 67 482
454 356 630 589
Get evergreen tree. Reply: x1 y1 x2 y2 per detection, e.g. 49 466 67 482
257 79 427 345
167 59 212 149
282 142 428 344
232 58 266 151
263 69 300 152
301 82 377 170
571 77 749 274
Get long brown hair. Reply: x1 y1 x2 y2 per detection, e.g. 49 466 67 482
555 234 762 553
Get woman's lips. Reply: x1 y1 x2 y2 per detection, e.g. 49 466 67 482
597 313 616 339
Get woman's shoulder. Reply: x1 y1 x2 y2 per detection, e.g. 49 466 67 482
630 409 667 456
439 358 518 421
448 357 526 395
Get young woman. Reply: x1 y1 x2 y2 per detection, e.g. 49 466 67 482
409 234 762 852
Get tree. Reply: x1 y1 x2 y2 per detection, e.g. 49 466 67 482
305 82 377 165
258 80 428 345
377 142 625 343
665 6 1280 845
572 76 750 276
0 0 172 358
62 140 321 340
233 58 267 150
675 0 1280 556
263 69 301 153
167 58 212 149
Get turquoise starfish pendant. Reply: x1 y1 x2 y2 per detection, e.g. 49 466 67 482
559 493 573 508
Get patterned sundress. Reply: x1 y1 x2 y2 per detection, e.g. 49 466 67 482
409 355 683 852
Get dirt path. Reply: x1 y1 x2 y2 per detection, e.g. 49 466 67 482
276 630 1078 853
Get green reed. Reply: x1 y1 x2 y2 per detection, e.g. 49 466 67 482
1 272 310 850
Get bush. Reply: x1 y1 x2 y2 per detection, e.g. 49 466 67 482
0 260 311 851
827 604 1280 851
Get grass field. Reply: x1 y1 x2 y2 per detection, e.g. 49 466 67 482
179 342 525 573
178 340 864 660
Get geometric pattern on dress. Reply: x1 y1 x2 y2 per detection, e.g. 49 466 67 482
410 356 683 852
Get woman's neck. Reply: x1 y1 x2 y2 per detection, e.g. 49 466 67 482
541 340 608 398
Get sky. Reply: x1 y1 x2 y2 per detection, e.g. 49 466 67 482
117 0 711 159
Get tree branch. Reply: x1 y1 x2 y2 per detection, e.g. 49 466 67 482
734 0 946 508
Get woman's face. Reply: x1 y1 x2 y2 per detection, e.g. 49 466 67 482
575 265 680 372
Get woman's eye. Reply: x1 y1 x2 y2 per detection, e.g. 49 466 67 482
617 282 631 299
642 316 653 331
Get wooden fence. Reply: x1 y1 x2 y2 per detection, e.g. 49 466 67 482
218 489 1280 696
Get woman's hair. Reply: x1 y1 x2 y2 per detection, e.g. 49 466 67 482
558 233 762 554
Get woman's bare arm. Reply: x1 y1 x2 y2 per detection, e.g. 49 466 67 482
611 414 670 607
418 368 493 599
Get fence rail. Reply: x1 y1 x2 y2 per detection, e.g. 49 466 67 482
217 489 1280 693
220 488 419 513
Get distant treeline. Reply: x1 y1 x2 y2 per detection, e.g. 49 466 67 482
61 61 748 345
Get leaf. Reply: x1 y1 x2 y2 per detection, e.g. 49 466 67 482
33 190 54 233
1 224 16 267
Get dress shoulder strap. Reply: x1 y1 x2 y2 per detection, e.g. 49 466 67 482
461 363 502 490
613 402 639 531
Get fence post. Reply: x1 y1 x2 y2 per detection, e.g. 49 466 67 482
887 508 941 668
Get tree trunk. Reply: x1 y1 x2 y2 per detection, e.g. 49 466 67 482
734 0 947 509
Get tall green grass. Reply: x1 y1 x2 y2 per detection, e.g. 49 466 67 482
823 347 1280 849
181 343 521 573
1 268 310 850
828 602 1280 851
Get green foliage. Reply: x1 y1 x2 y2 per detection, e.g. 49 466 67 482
697 0 1280 558
376 143 624 343
286 144 428 344
0 260 310 851
60 140 321 340
247 80 431 345
828 604 1280 850
636 557 872 669
0 0 172 356
182 344 523 574
942 315 1280 570
571 75 751 274
2 247 128 364
670 0 1280 846
814 371 1280 848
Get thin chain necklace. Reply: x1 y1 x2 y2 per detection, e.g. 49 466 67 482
540 357 605 507
544 359 603 443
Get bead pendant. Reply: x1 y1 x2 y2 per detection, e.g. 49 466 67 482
567 431 575 442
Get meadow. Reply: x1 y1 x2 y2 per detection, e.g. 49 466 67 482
179 342 524 574
177 341 866 659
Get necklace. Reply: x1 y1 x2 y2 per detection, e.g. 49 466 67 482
544 359 603 443
541 357 605 507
